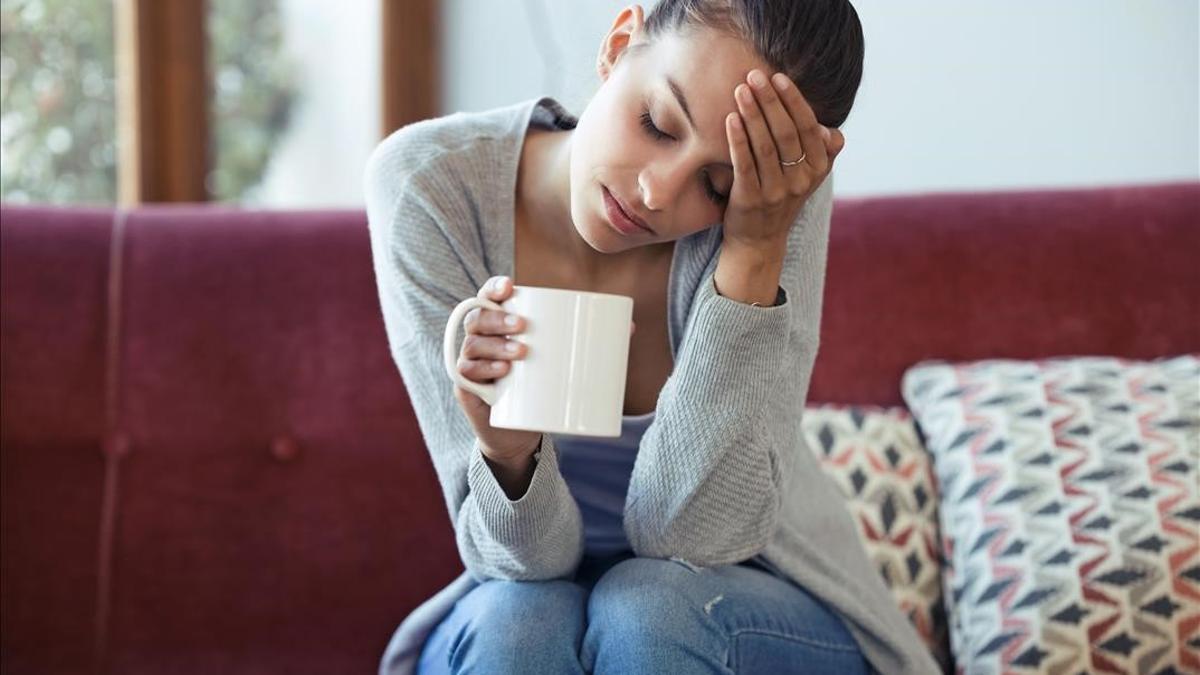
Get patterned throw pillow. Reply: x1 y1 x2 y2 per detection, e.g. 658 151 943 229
802 404 952 672
901 354 1200 674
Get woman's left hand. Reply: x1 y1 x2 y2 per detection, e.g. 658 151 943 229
722 69 845 253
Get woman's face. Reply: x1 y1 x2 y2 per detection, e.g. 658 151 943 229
569 14 773 255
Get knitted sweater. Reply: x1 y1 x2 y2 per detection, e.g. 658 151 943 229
364 95 940 675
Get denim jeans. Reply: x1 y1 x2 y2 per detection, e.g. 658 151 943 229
415 551 871 674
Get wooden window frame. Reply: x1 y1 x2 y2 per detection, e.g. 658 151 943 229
381 0 440 138
113 0 438 204
115 0 209 205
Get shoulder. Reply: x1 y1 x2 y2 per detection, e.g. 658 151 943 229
364 101 528 214
363 105 528 318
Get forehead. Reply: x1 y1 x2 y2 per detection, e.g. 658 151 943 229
648 27 768 97
642 28 770 136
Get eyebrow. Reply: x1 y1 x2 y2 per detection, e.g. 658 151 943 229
665 76 733 170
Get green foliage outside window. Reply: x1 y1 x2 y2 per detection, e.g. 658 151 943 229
0 0 297 205
1 0 117 204
208 0 297 203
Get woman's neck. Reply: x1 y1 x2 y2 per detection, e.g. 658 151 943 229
516 127 667 286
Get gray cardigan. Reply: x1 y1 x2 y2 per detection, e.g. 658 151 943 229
364 96 939 675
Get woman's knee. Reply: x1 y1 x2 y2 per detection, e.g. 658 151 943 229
584 557 722 651
586 557 705 626
582 557 870 675
581 557 733 673
435 579 588 672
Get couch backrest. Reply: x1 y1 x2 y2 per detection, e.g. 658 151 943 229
811 181 1200 405
2 206 457 674
2 181 1197 673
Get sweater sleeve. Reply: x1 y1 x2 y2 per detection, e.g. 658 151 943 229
622 174 834 567
363 129 584 582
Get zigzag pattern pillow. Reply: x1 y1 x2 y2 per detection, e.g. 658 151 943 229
801 404 952 672
901 354 1200 674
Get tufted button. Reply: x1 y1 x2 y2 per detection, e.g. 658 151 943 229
102 431 131 459
270 435 300 462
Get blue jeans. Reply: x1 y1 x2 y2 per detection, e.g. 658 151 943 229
415 551 871 674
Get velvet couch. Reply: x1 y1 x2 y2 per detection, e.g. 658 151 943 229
2 181 1197 674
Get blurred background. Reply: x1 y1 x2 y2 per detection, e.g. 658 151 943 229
1 0 1196 208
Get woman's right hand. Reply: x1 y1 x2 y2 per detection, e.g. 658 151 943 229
452 275 542 465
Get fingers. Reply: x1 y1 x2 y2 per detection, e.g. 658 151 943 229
457 354 513 382
461 333 525 360
827 126 846 161
731 70 843 207
464 305 523 336
746 71 802 203
470 275 525 331
463 275 526 384
458 333 525 382
768 71 829 177
726 111 759 206
748 70 806 189
479 275 514 301
451 353 504 379
734 82 778 200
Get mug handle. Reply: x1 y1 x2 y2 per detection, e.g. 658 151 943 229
443 295 505 406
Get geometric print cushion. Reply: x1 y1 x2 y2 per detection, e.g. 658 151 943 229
802 404 953 672
900 354 1200 674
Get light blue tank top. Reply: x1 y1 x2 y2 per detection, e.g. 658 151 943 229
553 410 656 557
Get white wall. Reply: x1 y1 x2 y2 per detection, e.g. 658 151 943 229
249 1 1197 205
250 0 380 208
841 1 1199 196
440 0 1199 198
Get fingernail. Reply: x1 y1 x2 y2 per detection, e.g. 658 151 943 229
504 314 519 327
504 341 519 353
772 73 790 90
749 70 767 88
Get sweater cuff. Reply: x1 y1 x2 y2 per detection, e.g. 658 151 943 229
667 272 794 405
712 274 788 308
466 433 570 545
697 270 790 336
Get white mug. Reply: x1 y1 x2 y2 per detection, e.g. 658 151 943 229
443 284 634 437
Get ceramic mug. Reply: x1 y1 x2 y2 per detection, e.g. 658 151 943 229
443 284 634 437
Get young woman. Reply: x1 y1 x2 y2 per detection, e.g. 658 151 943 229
365 2 939 673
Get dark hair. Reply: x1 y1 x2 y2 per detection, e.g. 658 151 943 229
631 0 864 128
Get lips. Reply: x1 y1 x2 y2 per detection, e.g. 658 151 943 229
603 186 653 234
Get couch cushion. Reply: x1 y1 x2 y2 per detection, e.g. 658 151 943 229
802 404 952 672
901 354 1200 673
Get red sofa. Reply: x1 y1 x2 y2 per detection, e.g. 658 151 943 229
3 182 1197 674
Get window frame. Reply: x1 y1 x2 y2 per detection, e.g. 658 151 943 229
111 0 438 204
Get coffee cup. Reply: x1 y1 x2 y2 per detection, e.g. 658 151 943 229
443 284 634 437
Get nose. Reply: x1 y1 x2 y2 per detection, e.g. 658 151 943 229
638 159 691 211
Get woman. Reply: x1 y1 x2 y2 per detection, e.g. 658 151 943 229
365 1 939 673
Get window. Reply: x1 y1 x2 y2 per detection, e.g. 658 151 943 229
1 0 433 206
208 0 379 207
0 0 117 204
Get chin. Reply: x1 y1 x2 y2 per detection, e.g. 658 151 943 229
581 226 623 255
568 204 622 255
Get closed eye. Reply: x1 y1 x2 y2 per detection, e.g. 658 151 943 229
639 109 729 206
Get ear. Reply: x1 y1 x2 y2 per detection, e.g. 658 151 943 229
596 4 645 82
